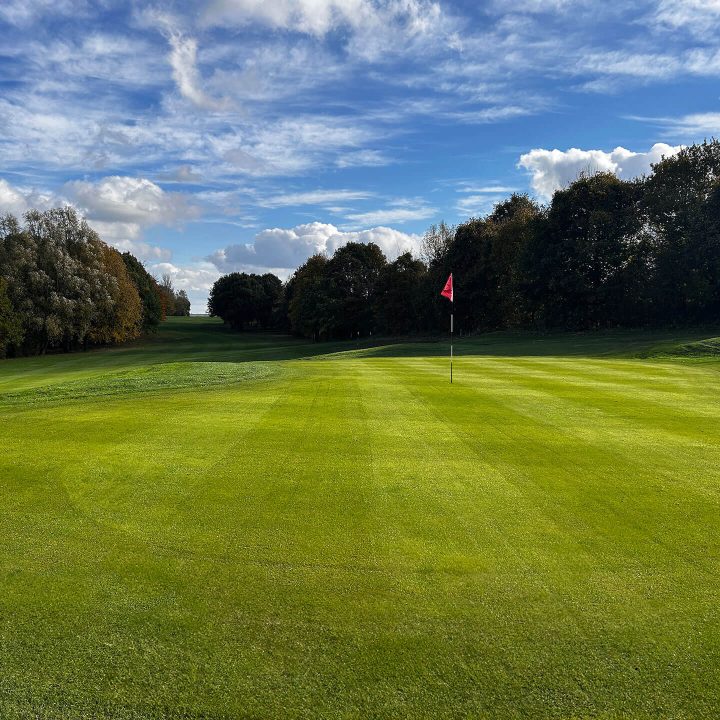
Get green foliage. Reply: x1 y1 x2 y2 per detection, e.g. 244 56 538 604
287 254 330 339
173 289 192 316
208 271 282 330
644 139 720 323
375 252 432 335
323 241 387 337
519 174 644 329
282 140 720 337
0 208 165 359
0 277 23 358
0 207 116 354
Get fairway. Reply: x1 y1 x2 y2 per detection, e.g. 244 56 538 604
2 317 720 719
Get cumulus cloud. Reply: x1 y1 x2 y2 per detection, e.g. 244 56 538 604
64 176 199 261
207 222 422 274
65 176 200 225
518 143 682 200
150 261 221 293
0 178 61 215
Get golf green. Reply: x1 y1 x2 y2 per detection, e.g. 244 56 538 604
1 317 719 719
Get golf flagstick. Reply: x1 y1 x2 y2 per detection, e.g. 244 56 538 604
440 273 454 383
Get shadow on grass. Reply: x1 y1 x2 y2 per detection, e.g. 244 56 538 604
2 318 719 395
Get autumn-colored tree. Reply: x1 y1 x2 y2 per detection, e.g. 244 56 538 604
89 244 143 344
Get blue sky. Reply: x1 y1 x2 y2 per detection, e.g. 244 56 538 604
0 0 718 311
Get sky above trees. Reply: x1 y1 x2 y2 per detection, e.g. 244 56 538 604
0 0 717 311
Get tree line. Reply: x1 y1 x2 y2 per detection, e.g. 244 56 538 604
0 207 190 358
209 140 720 338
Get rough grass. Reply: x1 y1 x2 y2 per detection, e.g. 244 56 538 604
1 317 719 719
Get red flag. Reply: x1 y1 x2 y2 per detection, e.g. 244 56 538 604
440 273 453 302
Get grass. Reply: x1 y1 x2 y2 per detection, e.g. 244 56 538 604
1 316 720 719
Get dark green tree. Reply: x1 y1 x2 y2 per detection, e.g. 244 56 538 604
173 290 192 317
0 277 23 358
323 242 387 338
519 173 644 329
643 139 720 324
375 252 430 335
288 255 330 340
208 272 282 330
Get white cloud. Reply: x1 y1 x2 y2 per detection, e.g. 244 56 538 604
157 165 203 183
0 178 61 216
344 201 436 226
200 0 451 48
0 176 175 262
335 149 391 168
64 176 199 261
456 194 507 217
577 49 720 83
518 143 683 200
150 261 220 292
457 183 518 194
260 189 374 207
654 0 720 36
0 0 90 26
642 112 720 137
168 33 229 110
65 176 200 225
207 221 422 273
201 0 368 36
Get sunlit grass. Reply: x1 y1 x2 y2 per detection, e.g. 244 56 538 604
1 317 719 719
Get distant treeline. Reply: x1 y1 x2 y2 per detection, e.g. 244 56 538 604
210 140 720 339
0 208 190 358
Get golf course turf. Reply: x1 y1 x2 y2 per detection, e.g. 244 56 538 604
1 317 719 719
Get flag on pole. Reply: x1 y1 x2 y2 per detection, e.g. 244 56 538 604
440 273 453 302
440 274 454 383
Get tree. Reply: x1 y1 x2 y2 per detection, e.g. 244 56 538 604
375 252 431 335
0 207 116 353
420 221 454 267
485 194 542 327
287 255 330 340
643 140 720 324
89 244 143 344
122 253 163 331
158 273 176 319
322 242 387 338
174 290 191 316
518 173 644 329
0 277 23 358
208 272 282 330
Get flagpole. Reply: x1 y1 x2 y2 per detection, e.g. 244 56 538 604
439 272 454 384
450 303 453 384
450 302 454 385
